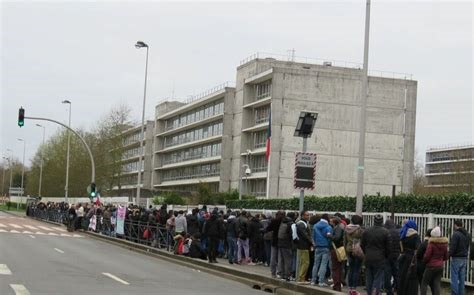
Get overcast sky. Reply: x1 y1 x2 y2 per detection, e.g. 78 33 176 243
1 0 472 167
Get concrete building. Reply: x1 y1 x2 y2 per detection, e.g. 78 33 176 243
231 55 417 198
153 83 235 193
425 144 474 193
152 54 417 198
110 120 155 198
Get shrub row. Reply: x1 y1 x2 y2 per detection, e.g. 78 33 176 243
225 193 474 215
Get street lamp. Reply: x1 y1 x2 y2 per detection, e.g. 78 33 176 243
6 149 13 197
294 111 318 213
1 156 7 196
36 124 46 197
62 100 71 203
17 138 26 209
135 40 149 207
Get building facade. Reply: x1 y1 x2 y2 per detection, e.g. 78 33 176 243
153 85 235 194
110 120 155 198
150 55 417 198
425 144 474 193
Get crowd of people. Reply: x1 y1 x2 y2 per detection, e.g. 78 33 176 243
28 201 473 295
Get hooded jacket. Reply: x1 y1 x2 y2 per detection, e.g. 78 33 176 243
203 214 224 238
313 219 332 248
344 224 363 253
186 213 200 235
247 217 263 241
424 237 449 268
277 217 294 249
449 227 470 258
296 219 313 250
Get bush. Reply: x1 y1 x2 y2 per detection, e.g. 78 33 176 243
163 192 185 205
225 193 474 215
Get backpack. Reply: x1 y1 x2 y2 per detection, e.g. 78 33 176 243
352 238 365 258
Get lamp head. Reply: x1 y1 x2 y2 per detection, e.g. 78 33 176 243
135 41 148 48
62 100 71 104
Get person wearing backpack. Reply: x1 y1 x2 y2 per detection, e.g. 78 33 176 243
236 211 250 264
344 214 364 294
311 213 332 287
278 212 295 281
295 210 314 284
330 216 345 291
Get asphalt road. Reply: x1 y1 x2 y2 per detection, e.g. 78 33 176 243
0 211 262 295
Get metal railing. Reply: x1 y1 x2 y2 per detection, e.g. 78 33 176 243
239 52 414 80
162 171 220 182
163 152 221 166
185 81 236 104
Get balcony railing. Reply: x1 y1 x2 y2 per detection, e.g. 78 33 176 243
254 142 266 149
162 152 221 166
162 171 220 182
255 116 270 125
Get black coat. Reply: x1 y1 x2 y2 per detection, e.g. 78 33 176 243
384 220 401 260
267 217 282 247
204 215 224 238
296 220 313 250
450 227 470 258
189 239 207 260
247 218 263 242
186 214 200 235
361 224 391 267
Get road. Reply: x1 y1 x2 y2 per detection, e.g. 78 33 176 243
0 211 262 295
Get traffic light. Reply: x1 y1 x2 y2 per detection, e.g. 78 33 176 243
18 107 25 127
90 182 96 198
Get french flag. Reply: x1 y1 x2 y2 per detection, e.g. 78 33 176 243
265 111 271 162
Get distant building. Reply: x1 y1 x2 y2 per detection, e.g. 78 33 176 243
110 121 154 198
425 144 474 193
150 53 417 198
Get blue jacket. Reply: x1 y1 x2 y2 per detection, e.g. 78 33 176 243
313 219 332 248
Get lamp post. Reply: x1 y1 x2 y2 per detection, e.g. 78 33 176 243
135 40 149 207
6 149 13 197
62 100 72 204
2 156 7 196
36 124 46 197
17 138 26 209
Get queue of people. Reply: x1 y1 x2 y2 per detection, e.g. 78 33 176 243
28 201 473 295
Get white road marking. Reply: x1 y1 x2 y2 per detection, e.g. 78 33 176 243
10 230 20 233
38 226 53 231
54 248 64 254
10 284 31 295
102 272 130 285
72 234 83 238
0 264 12 275
9 224 23 229
0 223 6 227
35 231 45 235
48 232 58 236
52 227 67 232
22 231 33 234
60 233 71 237
29 235 35 239
23 225 38 230
0 229 7 233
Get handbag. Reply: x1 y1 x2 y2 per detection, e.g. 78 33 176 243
143 228 150 239
332 242 347 262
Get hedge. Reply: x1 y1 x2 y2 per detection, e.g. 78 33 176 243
225 193 474 215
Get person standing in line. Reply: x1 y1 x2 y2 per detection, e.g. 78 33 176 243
417 229 433 289
311 213 332 287
203 212 224 263
277 211 295 281
267 211 284 278
235 210 250 264
261 212 273 267
420 226 448 295
449 219 471 295
226 212 238 264
175 210 187 234
295 210 314 284
361 214 391 295
384 219 401 295
329 216 345 291
344 214 364 294
398 220 421 295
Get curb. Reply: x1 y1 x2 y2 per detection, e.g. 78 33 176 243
0 209 26 217
84 231 344 295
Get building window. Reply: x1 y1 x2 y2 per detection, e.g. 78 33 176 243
164 100 225 132
163 120 224 148
255 81 272 100
254 130 267 149
255 106 270 124
162 163 220 181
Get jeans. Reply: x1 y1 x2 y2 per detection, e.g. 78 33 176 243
421 266 443 295
312 247 330 284
348 252 363 289
384 257 399 295
297 249 310 282
279 247 293 279
227 236 237 263
366 264 385 295
451 257 467 295
264 240 272 265
270 246 279 276
237 238 249 262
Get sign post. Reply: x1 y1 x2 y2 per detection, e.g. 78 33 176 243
294 152 317 213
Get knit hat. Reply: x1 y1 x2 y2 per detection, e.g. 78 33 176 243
374 214 384 225
431 226 441 237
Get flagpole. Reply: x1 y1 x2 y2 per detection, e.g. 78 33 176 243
266 153 271 199
265 104 272 199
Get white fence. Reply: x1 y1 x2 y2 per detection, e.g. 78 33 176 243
234 208 474 287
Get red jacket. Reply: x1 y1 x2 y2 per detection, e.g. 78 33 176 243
423 237 449 268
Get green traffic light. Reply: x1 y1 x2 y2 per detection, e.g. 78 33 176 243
91 192 96 197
